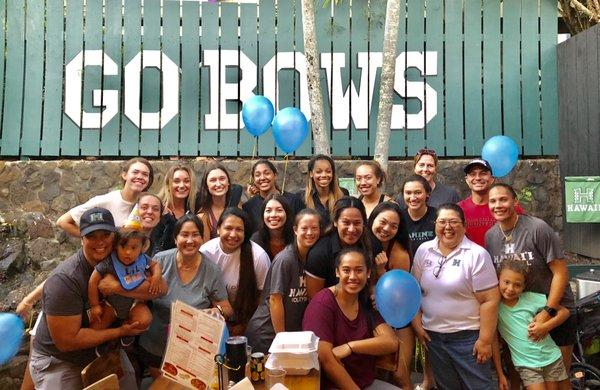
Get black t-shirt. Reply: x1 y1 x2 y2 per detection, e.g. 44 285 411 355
33 250 97 366
401 206 437 258
242 191 306 233
296 187 349 227
305 231 381 288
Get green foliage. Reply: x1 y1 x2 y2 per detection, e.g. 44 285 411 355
517 186 535 204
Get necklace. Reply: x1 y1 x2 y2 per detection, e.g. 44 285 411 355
177 253 200 271
500 215 519 243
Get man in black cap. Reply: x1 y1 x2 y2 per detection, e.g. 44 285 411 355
29 207 164 390
458 159 523 247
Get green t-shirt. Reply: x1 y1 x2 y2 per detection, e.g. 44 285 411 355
498 292 562 368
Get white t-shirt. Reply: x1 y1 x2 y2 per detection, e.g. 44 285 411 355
69 190 134 228
200 238 270 302
412 236 498 333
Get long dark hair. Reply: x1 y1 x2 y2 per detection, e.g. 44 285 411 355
304 155 344 215
217 207 259 323
327 196 372 257
255 193 295 259
368 201 410 255
334 247 375 333
196 162 233 214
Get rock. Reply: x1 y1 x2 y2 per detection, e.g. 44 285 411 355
50 193 77 213
39 181 61 205
17 213 54 239
40 259 60 271
26 238 60 265
0 239 25 278
533 187 549 204
7 354 28 379
0 163 22 186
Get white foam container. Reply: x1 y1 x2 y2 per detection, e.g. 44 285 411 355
266 331 320 375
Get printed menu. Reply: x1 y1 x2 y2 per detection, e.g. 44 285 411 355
161 300 225 389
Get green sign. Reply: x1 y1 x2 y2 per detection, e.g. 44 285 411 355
565 177 600 223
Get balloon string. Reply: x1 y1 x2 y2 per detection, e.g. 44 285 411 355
282 155 289 193
252 136 257 160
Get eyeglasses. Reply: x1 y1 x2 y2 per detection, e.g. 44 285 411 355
416 148 437 157
433 258 446 278
435 219 462 227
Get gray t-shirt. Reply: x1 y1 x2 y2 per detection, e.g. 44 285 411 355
138 248 228 358
33 250 97 366
245 244 308 353
395 181 460 209
485 214 575 308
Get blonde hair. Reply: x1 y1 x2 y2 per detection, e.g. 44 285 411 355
157 164 198 213
304 155 344 216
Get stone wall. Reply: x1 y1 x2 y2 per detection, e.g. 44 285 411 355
0 157 563 387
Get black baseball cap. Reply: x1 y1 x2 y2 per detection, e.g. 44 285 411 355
79 207 116 237
464 159 493 175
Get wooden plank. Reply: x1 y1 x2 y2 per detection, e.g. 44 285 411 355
294 0 312 157
274 0 294 157
556 37 569 178
100 0 123 156
178 1 199 156
575 34 589 175
219 2 240 157
20 0 46 156
0 0 5 155
138 0 160 156
383 0 404 157
80 0 103 156
423 0 444 154
238 2 259 157
200 1 219 156
520 0 542 155
328 0 350 156
351 0 371 157
256 0 276 157
60 0 84 155
539 0 559 155
314 2 334 155
443 0 463 156
405 0 426 157
592 27 600 174
463 0 484 156
1 0 25 156
482 1 502 144
161 0 182 156
120 0 142 156
562 38 578 175
501 0 522 153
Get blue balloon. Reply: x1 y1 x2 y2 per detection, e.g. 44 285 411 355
219 326 229 356
481 135 519 177
375 270 421 328
0 313 24 365
242 95 275 137
272 107 309 154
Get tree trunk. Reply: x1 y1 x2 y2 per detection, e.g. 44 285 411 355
301 0 330 155
373 0 401 172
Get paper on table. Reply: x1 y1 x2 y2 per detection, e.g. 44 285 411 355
228 377 256 390
161 300 225 389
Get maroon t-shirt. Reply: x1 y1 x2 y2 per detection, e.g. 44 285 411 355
302 288 384 389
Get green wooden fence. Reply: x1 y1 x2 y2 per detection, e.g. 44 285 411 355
0 0 558 158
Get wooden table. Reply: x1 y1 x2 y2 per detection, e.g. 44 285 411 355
150 367 320 390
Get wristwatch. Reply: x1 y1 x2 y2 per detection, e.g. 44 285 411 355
543 305 557 317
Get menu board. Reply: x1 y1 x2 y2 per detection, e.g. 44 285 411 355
161 300 225 389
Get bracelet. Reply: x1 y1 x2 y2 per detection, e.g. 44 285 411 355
347 342 353 353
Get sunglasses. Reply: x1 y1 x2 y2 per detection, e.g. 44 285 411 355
416 148 437 157
433 257 450 278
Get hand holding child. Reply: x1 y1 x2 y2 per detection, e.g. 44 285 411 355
527 320 549 341
90 304 104 325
